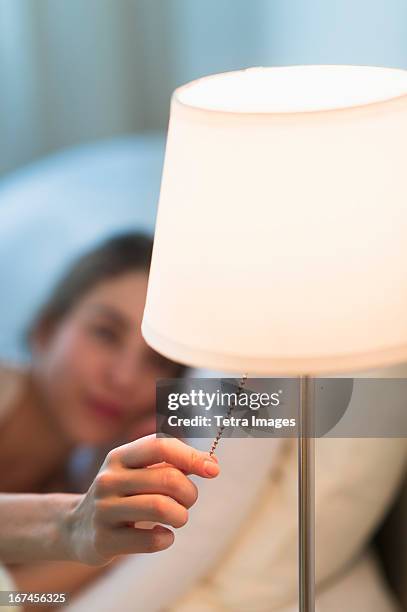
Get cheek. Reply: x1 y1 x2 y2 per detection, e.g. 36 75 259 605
42 324 105 393
129 366 166 416
133 384 155 412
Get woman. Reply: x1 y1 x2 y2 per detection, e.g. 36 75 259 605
0 233 220 604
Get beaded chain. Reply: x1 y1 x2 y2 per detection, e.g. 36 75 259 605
209 373 248 456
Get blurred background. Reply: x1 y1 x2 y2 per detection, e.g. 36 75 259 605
1 0 407 176
0 0 406 362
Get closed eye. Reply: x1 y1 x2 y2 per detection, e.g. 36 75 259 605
91 324 121 345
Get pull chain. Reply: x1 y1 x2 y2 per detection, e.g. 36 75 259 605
209 373 248 456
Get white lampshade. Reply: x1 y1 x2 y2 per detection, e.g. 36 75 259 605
142 65 407 375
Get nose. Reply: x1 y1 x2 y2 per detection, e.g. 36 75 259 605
108 346 137 393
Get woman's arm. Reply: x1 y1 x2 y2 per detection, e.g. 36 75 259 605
0 493 79 563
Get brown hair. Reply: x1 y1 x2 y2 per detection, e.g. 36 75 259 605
27 232 185 376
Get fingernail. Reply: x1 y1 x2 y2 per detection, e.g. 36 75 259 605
204 460 220 476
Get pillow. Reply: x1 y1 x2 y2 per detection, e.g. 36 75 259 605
0 133 165 362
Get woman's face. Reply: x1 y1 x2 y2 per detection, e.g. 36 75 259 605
33 271 178 445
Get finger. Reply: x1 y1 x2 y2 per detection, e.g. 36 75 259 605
148 452 219 469
103 494 189 528
117 466 198 508
118 435 220 478
108 524 174 556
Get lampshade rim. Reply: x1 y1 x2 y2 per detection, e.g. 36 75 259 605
142 320 407 376
173 64 407 119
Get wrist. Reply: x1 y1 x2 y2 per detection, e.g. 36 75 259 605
51 493 83 562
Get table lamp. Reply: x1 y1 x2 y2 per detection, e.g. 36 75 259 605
142 65 407 611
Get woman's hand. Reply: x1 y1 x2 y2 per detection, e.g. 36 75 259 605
65 435 219 565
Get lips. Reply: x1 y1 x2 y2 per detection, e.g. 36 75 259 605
86 396 127 421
